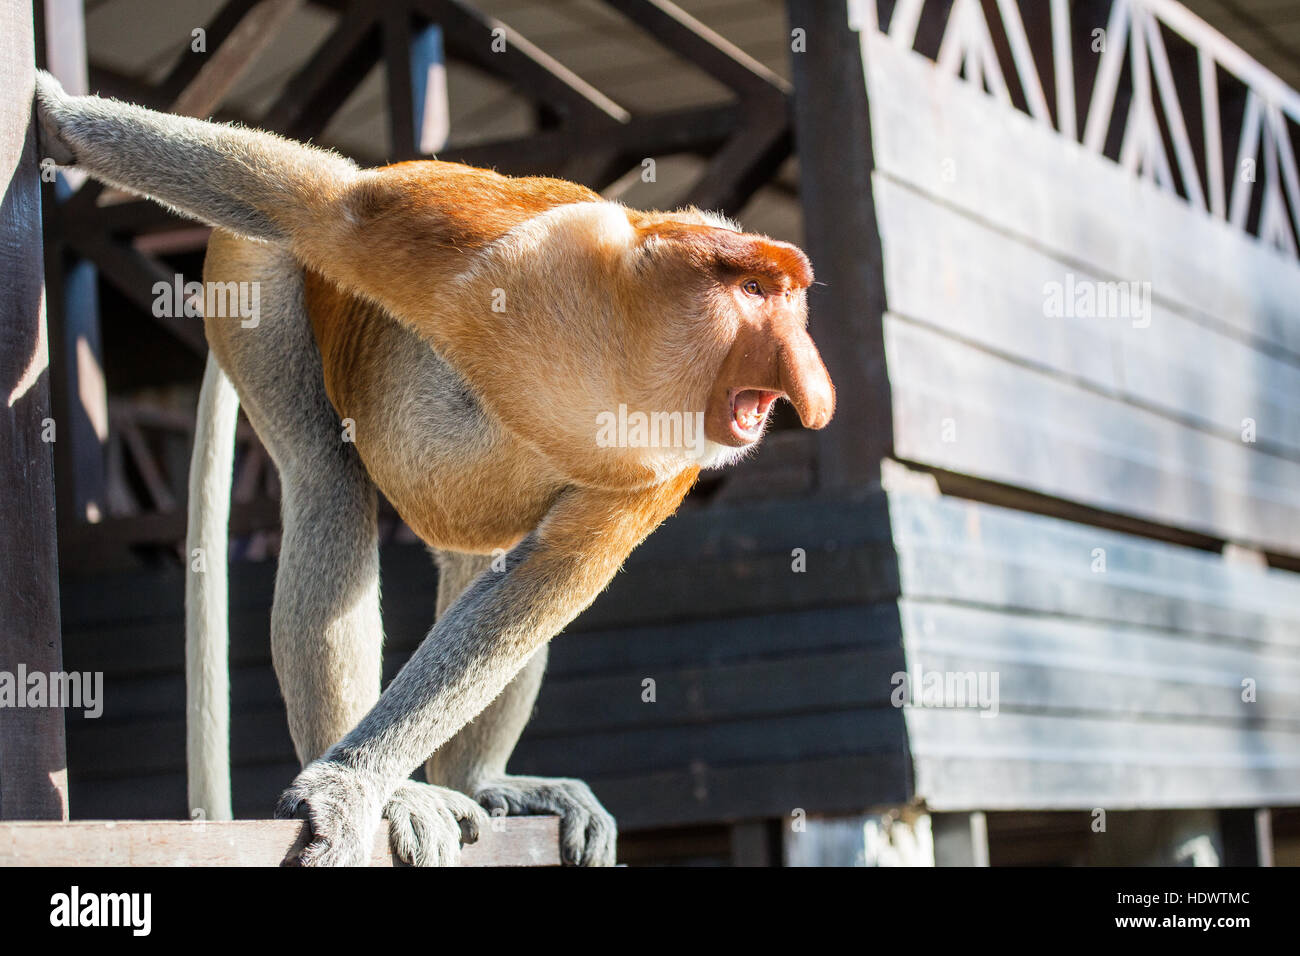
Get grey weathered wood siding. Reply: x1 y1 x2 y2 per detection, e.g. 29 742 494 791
863 27 1300 555
857 2 1300 811
891 490 1300 809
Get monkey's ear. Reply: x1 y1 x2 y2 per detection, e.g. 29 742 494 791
633 220 814 291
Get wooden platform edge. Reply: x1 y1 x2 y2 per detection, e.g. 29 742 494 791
0 817 561 867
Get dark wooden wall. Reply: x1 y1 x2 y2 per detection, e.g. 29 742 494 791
61 495 912 831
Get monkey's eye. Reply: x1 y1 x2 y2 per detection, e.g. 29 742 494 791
742 278 764 297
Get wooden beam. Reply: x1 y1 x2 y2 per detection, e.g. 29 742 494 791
0 0 68 822
682 114 791 216
168 0 303 121
788 0 891 489
58 499 282 566
0 817 560 866
383 7 419 161
416 0 630 127
441 104 737 175
63 232 208 357
41 0 108 527
262 3 382 140
604 0 789 103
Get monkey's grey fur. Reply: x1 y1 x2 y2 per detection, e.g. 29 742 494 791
35 71 615 866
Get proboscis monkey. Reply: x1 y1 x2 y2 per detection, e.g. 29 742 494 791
34 70 835 866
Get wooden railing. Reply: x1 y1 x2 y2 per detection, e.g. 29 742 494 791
850 0 1300 260
0 817 560 866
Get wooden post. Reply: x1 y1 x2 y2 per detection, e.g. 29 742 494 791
1088 810 1227 866
41 0 108 526
787 0 893 490
1220 808 1274 867
782 812 938 866
932 812 991 867
0 0 69 821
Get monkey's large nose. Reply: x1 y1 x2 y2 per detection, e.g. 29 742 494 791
778 330 835 430
704 323 836 446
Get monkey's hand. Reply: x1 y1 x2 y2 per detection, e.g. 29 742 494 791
276 762 485 867
474 775 616 866
276 760 387 867
384 780 488 867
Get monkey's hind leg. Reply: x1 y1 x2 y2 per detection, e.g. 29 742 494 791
424 550 617 866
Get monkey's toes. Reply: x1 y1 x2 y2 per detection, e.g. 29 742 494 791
385 781 488 867
475 775 617 867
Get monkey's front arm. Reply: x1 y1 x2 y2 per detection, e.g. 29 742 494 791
275 470 696 866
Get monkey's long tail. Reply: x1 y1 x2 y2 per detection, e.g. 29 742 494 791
184 353 240 821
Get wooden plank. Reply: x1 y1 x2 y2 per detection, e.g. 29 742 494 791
885 316 1300 553
0 0 68 822
862 31 1300 358
1200 50 1226 219
1141 0 1300 125
889 491 1300 646
72 704 906 782
417 0 629 125
70 752 912 833
602 0 790 103
63 602 899 689
1049 0 1076 140
681 114 790 217
899 599 1300 728
514 708 905 779
582 753 911 830
0 817 559 866
63 625 907 742
260 3 381 140
511 647 905 736
907 709 1300 810
168 0 302 121
891 488 1300 810
874 177 1300 458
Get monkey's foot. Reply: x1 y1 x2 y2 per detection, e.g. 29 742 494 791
384 780 488 867
474 775 616 866
276 760 388 867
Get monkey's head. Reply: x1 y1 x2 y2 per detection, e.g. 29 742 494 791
440 200 838 485
622 210 835 470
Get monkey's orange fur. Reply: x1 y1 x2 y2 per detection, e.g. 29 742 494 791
207 160 835 557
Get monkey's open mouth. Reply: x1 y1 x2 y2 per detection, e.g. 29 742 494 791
730 388 782 441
